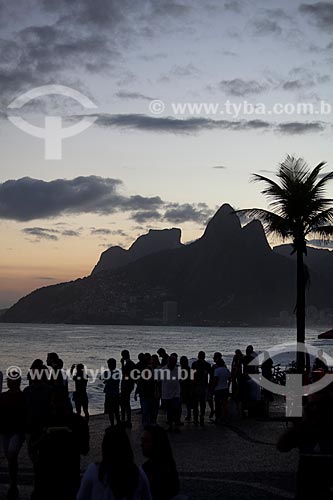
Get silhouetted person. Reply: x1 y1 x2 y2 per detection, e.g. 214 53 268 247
24 360 52 463
313 349 328 372
31 386 89 500
160 355 181 432
71 363 89 421
213 358 231 423
0 373 26 500
142 425 180 500
46 352 68 391
103 358 120 427
192 351 211 426
77 426 151 500
120 350 136 428
208 352 223 419
135 354 156 427
157 348 169 367
243 345 258 375
136 352 147 371
231 349 243 398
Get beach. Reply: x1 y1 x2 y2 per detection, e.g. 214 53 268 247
0 399 298 500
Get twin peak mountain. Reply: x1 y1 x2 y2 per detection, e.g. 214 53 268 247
3 204 333 325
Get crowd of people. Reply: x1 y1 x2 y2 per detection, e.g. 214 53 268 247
0 344 330 500
0 345 264 499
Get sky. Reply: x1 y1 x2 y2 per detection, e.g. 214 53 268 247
0 0 333 308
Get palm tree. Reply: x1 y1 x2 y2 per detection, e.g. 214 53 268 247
239 155 333 371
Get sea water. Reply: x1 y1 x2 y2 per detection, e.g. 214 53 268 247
0 323 331 415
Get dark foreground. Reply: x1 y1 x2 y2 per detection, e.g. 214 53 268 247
0 399 298 500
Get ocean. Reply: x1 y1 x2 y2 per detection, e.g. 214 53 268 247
1 323 332 415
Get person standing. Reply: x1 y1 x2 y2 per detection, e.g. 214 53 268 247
120 350 136 428
207 352 223 419
71 363 89 421
31 386 89 500
135 354 156 427
103 358 121 428
192 351 211 426
77 426 151 500
142 425 180 500
159 355 181 432
213 359 231 423
231 350 243 396
24 360 52 464
157 348 169 367
0 373 26 500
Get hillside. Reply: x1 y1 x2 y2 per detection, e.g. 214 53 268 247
3 204 333 325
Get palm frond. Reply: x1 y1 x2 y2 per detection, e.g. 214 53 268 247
306 208 333 233
304 162 327 188
310 170 333 199
235 208 290 239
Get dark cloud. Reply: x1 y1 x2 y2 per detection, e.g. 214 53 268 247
299 2 333 30
0 0 194 105
277 122 325 134
88 113 329 136
164 203 213 224
35 277 56 281
91 228 113 235
250 7 291 37
94 113 272 133
281 68 330 91
90 228 127 236
282 80 307 91
116 91 156 101
0 21 116 105
0 176 163 222
212 166 227 169
0 176 215 227
62 229 80 237
219 78 268 96
131 210 162 223
22 226 80 240
22 227 59 241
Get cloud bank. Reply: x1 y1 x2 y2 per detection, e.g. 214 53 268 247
0 176 213 225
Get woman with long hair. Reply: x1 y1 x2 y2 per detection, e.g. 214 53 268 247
141 425 179 500
77 426 151 500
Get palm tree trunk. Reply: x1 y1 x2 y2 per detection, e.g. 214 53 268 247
296 247 305 372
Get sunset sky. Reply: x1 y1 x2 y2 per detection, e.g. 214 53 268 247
1 0 333 308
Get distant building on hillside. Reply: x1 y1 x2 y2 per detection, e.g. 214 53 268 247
163 301 178 324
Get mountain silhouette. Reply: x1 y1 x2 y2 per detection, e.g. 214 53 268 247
92 228 182 274
2 204 333 325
